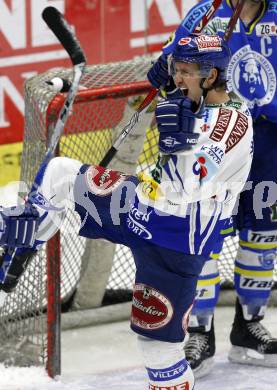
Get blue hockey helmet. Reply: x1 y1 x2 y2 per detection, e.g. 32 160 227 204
169 34 231 82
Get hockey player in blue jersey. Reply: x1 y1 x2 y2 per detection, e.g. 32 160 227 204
0 34 253 388
147 0 277 377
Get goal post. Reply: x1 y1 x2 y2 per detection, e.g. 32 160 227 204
0 57 276 377
0 58 157 376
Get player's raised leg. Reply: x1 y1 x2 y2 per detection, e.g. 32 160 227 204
0 157 82 299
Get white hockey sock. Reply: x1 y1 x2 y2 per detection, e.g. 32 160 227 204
138 336 194 390
35 157 82 243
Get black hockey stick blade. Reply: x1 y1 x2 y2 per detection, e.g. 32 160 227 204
42 6 86 65
99 87 158 167
100 146 117 168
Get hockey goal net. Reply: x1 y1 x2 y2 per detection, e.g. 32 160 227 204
0 57 276 376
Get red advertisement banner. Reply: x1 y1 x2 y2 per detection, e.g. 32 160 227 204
0 0 197 145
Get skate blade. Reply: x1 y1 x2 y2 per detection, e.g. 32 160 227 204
228 345 277 368
193 357 214 379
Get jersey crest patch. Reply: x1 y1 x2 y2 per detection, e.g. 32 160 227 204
227 45 276 108
85 166 129 196
131 284 174 330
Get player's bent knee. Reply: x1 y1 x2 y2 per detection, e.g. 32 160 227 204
130 260 199 342
47 156 82 177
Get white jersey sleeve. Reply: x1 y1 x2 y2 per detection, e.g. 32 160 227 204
128 94 253 255
137 94 253 217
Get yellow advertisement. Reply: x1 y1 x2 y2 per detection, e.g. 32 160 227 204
0 142 22 186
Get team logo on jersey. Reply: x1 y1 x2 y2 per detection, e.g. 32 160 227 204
227 45 276 109
85 166 128 196
258 250 275 269
131 284 173 330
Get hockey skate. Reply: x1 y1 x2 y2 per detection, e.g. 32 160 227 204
228 299 277 367
184 318 215 378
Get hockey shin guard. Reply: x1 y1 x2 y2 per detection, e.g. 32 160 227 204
188 256 220 332
234 243 276 320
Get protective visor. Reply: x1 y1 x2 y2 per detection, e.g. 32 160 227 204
168 54 213 79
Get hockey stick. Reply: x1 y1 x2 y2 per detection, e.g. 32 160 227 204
28 7 86 194
0 6 86 284
193 0 223 33
224 0 246 41
99 0 223 167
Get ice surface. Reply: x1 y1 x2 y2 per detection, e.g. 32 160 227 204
0 307 277 389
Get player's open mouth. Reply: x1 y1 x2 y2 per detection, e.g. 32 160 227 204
181 88 188 96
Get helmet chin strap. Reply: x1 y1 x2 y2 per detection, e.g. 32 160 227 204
200 66 223 98
199 78 210 100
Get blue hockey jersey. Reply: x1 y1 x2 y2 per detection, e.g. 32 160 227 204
163 0 277 122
